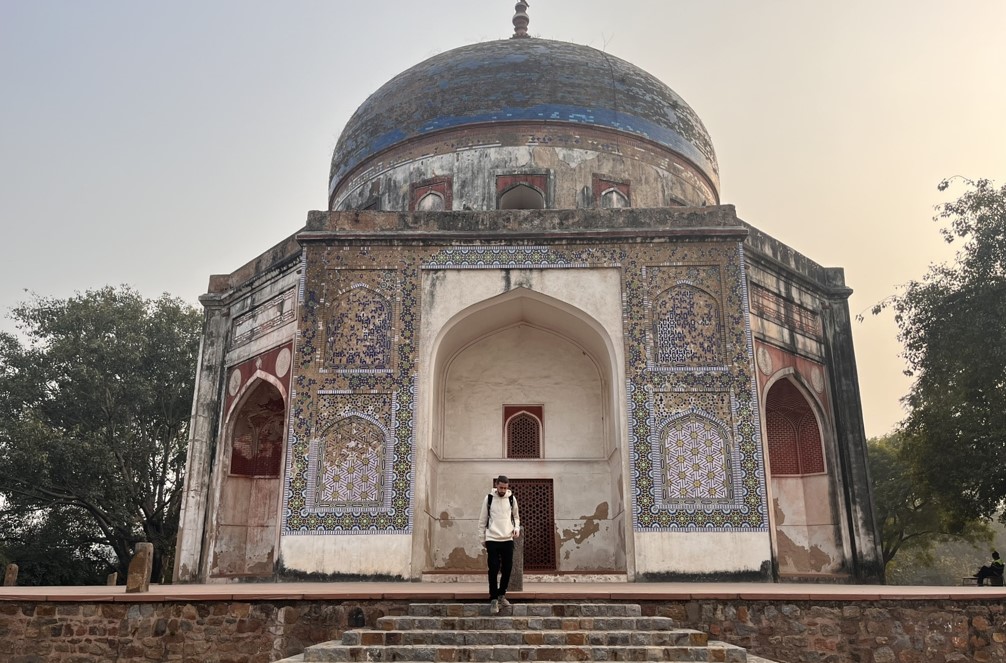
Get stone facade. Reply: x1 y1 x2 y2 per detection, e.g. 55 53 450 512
1 597 1003 662
173 28 883 585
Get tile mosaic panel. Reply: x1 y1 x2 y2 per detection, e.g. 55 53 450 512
286 254 413 535
283 238 767 536
661 413 731 502
649 390 742 507
631 247 766 531
316 415 387 508
424 245 594 270
645 265 725 371
323 270 398 373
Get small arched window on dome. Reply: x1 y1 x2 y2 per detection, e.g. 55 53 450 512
497 174 549 210
416 191 445 211
504 405 543 459
593 174 631 209
410 177 452 212
500 184 545 210
601 188 630 208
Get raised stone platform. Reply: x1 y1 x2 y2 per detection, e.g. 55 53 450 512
2 582 1005 662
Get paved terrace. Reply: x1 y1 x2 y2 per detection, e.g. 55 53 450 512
2 580 1003 602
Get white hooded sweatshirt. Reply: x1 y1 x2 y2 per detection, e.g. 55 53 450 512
478 489 521 543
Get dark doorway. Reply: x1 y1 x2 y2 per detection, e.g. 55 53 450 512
508 478 556 572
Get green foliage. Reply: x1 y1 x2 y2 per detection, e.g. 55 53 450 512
868 433 992 575
0 286 201 585
871 178 1006 525
885 519 1006 586
0 506 116 586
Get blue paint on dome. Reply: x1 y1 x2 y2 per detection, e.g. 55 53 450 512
330 38 718 195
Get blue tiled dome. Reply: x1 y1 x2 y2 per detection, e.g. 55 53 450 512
329 38 718 197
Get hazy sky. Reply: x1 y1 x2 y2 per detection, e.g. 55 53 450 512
2 1 1004 438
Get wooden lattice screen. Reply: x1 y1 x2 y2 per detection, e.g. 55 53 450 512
507 478 556 571
504 406 542 459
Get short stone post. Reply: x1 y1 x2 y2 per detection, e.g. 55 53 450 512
510 534 524 591
125 542 154 593
106 571 118 586
3 563 18 587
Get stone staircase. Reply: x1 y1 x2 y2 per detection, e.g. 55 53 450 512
275 602 778 662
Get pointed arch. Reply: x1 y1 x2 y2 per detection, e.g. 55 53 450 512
505 407 543 458
653 284 724 367
659 412 731 502
765 377 826 476
499 183 545 209
600 188 630 208
227 377 286 477
327 285 392 370
416 191 445 211
316 413 389 508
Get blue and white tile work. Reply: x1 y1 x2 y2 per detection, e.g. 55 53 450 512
282 238 766 536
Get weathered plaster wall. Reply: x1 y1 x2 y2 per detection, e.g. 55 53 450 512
442 325 604 460
333 136 713 212
742 223 883 582
175 245 301 584
772 476 844 575
635 532 772 579
418 268 626 575
279 536 412 579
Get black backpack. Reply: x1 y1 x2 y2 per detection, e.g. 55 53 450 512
486 493 516 528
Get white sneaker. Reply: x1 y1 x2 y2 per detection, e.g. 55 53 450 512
489 599 499 614
498 596 511 607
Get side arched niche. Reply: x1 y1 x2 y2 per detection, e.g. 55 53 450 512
210 377 287 578
763 376 844 577
422 287 626 576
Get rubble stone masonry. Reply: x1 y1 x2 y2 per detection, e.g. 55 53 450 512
1 597 1004 662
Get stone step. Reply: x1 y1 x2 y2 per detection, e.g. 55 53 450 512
375 615 682 633
272 602 782 663
299 642 750 662
421 573 629 584
406 602 643 617
342 628 709 648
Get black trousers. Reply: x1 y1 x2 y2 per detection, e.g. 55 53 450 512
486 540 514 599
976 565 1003 586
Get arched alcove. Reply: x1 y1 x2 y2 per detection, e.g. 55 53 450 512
600 188 630 208
210 378 286 578
327 286 392 370
422 288 625 575
764 377 842 577
653 284 724 367
417 191 445 211
499 184 545 210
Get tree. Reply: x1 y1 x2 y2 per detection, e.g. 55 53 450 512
0 286 201 584
871 178 1006 525
868 432 991 576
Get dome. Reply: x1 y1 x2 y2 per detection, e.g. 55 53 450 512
329 38 719 205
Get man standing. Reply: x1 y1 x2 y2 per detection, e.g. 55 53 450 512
478 475 521 614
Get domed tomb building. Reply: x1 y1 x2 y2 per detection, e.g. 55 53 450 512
174 7 883 584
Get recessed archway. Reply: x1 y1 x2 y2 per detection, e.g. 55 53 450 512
764 376 842 577
421 287 626 576
210 378 286 578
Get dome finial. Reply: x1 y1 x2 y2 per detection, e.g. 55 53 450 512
511 1 530 39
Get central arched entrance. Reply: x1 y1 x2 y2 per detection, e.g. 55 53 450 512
417 283 628 577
